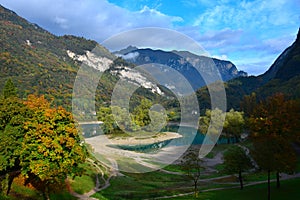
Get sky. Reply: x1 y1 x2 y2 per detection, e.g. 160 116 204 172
0 0 299 75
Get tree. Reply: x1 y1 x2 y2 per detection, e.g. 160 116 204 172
132 99 152 128
223 145 252 189
146 108 167 132
98 106 116 134
240 92 257 117
250 135 296 199
2 79 17 99
249 93 299 199
0 97 28 195
250 93 300 140
20 95 87 199
223 109 245 143
199 108 225 145
180 149 202 197
112 106 134 132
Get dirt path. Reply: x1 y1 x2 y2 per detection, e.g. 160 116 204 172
70 158 118 200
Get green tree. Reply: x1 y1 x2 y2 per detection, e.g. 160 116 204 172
199 108 226 145
98 106 116 134
20 95 86 200
180 150 202 197
0 97 28 195
146 108 167 132
2 79 17 99
111 106 133 132
223 109 245 143
132 99 152 128
223 145 252 189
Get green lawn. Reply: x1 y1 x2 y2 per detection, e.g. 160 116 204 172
0 183 77 200
172 178 300 200
92 170 190 200
70 163 98 194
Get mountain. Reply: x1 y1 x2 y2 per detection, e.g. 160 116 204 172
115 47 247 90
248 28 300 99
260 29 300 82
2 4 298 116
0 5 169 113
114 45 138 55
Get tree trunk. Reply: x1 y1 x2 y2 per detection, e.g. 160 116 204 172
194 179 198 197
238 170 244 190
6 171 20 195
276 171 280 188
267 170 271 200
6 175 13 195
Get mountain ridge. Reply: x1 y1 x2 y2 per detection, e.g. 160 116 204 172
116 47 247 90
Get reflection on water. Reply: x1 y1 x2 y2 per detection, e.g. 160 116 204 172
81 124 236 152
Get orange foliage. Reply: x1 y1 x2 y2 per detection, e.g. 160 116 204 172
23 94 50 110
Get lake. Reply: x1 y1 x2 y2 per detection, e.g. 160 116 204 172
80 124 236 153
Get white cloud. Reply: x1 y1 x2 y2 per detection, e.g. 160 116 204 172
194 0 299 31
54 17 69 29
117 52 140 60
0 0 182 42
139 6 183 23
212 54 228 60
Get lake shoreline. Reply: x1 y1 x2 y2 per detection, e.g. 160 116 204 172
109 132 183 145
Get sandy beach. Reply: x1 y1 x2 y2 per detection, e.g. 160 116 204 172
108 132 182 145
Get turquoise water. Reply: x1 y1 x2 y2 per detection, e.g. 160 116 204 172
81 124 236 153
114 125 236 152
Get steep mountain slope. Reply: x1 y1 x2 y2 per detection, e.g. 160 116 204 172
260 29 300 82
251 28 300 99
116 47 247 90
0 5 100 106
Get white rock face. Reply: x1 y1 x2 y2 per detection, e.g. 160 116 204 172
67 50 163 95
66 50 113 72
26 40 32 46
112 66 163 95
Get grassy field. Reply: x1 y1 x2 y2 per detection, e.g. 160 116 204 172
172 177 300 200
70 163 98 194
90 141 300 200
0 182 77 200
92 171 190 200
91 171 300 200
